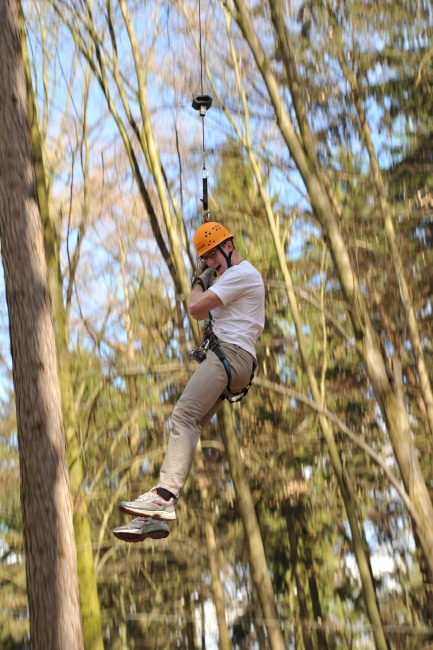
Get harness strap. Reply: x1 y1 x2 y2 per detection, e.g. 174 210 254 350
191 320 256 403
208 333 256 403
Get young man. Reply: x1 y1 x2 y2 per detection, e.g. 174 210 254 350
113 222 264 542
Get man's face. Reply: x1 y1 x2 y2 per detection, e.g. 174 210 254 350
201 241 232 275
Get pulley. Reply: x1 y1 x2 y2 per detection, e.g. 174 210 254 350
192 95 212 222
192 94 213 116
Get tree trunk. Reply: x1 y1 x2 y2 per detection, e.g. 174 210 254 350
185 587 198 650
284 502 314 650
118 229 142 493
217 402 286 650
195 441 232 650
303 544 328 650
200 592 207 650
0 2 83 648
18 6 104 647
251 583 268 650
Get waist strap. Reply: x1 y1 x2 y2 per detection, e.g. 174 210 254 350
207 333 256 403
190 320 256 403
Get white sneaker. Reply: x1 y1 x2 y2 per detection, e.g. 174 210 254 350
119 485 178 521
113 516 169 543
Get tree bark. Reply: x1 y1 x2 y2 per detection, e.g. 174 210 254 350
18 6 105 647
0 2 83 648
217 402 286 650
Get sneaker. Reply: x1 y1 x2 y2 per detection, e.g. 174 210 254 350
113 517 169 543
119 485 178 520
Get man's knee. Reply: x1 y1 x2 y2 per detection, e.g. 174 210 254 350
172 402 198 429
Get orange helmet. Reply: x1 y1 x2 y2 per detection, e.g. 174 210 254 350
193 222 233 257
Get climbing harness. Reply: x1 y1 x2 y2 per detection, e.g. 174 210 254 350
189 321 256 403
192 0 212 223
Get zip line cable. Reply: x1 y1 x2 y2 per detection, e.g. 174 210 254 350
198 0 203 96
192 0 212 222
198 0 205 156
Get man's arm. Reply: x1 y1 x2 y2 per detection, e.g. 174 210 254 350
189 286 223 320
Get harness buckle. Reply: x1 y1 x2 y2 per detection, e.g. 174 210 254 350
189 332 211 364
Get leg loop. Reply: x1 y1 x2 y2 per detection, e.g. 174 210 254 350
190 321 256 403
208 337 256 403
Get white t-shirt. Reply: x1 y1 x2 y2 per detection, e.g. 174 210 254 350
208 261 265 358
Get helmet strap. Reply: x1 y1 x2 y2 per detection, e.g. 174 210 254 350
218 241 234 268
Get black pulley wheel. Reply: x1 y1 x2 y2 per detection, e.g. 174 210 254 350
192 94 213 111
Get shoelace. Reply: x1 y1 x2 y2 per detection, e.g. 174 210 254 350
135 485 159 502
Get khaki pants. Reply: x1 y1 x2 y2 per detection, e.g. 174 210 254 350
159 342 255 498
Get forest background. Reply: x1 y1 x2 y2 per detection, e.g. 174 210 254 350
1 0 433 649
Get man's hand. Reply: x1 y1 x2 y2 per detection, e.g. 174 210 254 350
192 267 215 291
189 279 223 319
200 267 215 290
196 258 208 274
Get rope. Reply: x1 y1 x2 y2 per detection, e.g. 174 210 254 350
198 0 203 96
191 0 211 221
198 0 205 158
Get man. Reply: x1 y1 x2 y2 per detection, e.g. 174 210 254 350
113 222 265 542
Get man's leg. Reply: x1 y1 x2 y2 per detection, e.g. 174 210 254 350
158 350 228 497
118 342 255 519
161 343 256 494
